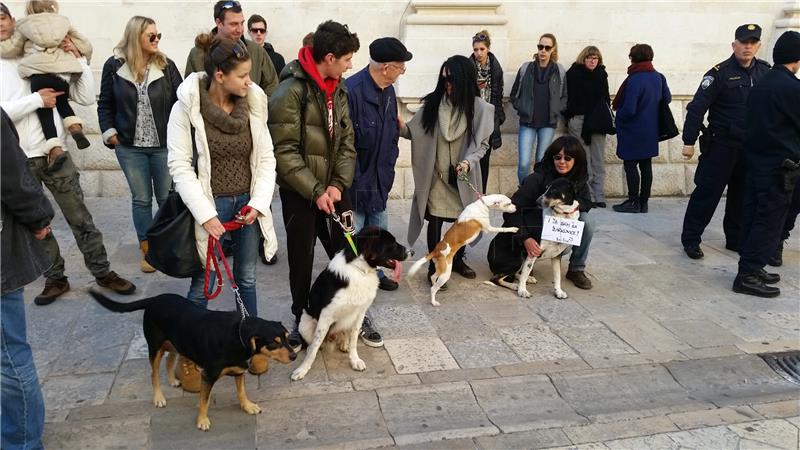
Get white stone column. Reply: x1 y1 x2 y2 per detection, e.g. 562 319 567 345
767 2 800 77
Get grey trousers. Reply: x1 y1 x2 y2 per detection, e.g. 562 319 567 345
26 153 111 280
568 116 607 203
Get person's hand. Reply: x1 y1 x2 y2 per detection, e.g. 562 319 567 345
315 192 334 215
108 135 119 146
523 237 542 257
682 145 695 160
397 115 405 130
59 35 81 57
38 88 63 108
325 186 342 203
33 225 51 240
455 160 470 176
202 217 226 240
236 207 260 225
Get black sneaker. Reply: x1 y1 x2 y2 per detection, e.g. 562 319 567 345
757 268 780 285
359 316 383 347
732 273 780 298
684 245 704 260
593 202 607 208
378 275 398 291
612 199 641 213
288 326 305 353
453 259 476 279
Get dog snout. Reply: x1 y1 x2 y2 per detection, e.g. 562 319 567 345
406 248 415 258
289 351 297 361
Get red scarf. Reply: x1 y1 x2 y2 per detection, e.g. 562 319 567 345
298 46 339 138
611 61 655 111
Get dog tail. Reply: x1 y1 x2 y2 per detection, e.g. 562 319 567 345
89 290 152 313
407 255 431 277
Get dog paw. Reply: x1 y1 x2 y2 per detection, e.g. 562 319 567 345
241 401 262 415
196 416 211 431
508 227 519 233
291 367 308 381
553 288 568 299
170 379 181 388
517 288 532 298
431 299 441 307
350 358 366 371
153 393 167 408
338 339 350 353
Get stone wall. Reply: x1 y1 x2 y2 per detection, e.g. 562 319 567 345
3 0 795 197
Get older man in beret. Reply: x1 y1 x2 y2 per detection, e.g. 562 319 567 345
345 37 412 347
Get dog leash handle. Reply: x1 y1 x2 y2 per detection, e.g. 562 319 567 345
203 206 252 318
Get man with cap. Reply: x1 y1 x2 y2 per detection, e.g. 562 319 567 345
680 24 771 260
344 37 412 347
733 30 800 298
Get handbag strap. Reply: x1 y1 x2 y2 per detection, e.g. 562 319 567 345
203 206 253 319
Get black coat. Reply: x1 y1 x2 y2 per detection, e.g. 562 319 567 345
264 43 286 77
471 52 506 149
97 57 182 149
1 109 55 294
564 63 610 120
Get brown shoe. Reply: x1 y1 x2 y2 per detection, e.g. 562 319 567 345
34 278 70 306
175 355 201 393
95 271 136 295
139 241 156 273
565 271 593 289
248 353 269 375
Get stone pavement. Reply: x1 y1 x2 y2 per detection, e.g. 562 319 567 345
23 196 800 449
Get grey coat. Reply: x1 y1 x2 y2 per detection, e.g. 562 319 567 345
510 60 567 127
403 98 495 246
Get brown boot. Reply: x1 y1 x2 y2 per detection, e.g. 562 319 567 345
67 123 90 149
46 146 67 172
565 271 593 289
139 241 156 273
248 353 269 375
95 271 136 295
34 277 70 306
175 355 201 393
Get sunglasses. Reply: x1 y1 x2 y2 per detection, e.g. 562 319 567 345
537 44 553 51
250 27 266 34
553 154 573 162
472 33 489 43
147 33 162 43
221 1 240 8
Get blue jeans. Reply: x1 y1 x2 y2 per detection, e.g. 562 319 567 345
1 288 45 450
115 145 172 242
188 193 259 316
518 125 556 183
567 212 594 272
354 208 389 279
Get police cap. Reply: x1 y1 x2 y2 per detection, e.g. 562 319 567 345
735 24 761 42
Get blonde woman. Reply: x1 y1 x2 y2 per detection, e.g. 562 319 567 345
97 16 182 272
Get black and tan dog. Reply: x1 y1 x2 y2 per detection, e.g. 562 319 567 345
89 291 296 431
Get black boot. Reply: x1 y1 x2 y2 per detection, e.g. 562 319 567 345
768 240 785 267
453 252 476 279
612 198 641 213
639 198 648 213
757 268 781 284
732 273 780 298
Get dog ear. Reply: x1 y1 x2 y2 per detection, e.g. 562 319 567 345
249 336 260 353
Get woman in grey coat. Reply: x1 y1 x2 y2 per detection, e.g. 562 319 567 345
403 55 495 284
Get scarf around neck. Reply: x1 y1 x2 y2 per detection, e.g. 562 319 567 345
438 97 468 142
612 61 655 111
298 46 339 138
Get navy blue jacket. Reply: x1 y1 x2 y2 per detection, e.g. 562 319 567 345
345 67 400 212
615 71 671 160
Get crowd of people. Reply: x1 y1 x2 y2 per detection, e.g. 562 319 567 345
1 1 799 448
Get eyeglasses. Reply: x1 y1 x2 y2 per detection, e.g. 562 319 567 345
148 33 162 43
472 33 489 43
553 154 573 162
585 55 599 61
386 63 406 73
537 44 553 51
221 1 240 9
249 27 266 34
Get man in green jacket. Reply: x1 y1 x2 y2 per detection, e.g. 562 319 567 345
185 0 278 96
268 20 359 350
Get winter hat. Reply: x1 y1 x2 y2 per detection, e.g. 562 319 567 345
773 31 800 65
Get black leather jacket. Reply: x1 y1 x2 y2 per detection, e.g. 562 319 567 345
97 56 182 149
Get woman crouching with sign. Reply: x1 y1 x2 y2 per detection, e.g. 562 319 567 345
487 135 595 291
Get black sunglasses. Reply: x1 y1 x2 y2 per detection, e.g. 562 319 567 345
537 44 553 51
472 33 489 43
221 1 240 8
249 27 266 34
553 154 573 162
148 33 162 43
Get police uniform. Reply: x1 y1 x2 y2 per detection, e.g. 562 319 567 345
681 24 770 254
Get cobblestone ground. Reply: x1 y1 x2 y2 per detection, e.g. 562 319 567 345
23 196 800 449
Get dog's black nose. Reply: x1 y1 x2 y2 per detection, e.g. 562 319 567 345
289 352 297 361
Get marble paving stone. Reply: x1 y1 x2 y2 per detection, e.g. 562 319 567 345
736 340 800 354
445 338 521 368
555 326 637 357
571 295 641 321
352 374 420 391
686 297 795 342
728 419 799 449
550 365 711 421
563 416 678 445
582 351 687 369
494 358 590 377
43 415 150 450
471 375 588 432
322 343 397 381
788 416 800 429
751 400 800 419
499 324 579 362
666 424 743 449
125 330 149 360
377 381 499 446
660 319 746 348
680 345 744 360
475 427 572 449
107 358 183 404
244 380 354 403
589 234 656 267
370 304 438 339
256 391 392 449
426 304 498 340
666 355 800 406
258 350 329 387
604 433 680 450
601 314 690 353
542 443 610 450
43 373 116 412
384 337 459 374
470 297 544 327
418 367 498 384
530 298 599 329
66 396 199 422
393 438 479 449
150 404 256 449
667 406 762 430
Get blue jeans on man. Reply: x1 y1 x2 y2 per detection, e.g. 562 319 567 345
188 193 260 316
354 209 389 280
1 288 45 450
517 125 556 184
115 145 172 241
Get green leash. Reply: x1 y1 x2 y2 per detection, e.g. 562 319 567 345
331 212 359 256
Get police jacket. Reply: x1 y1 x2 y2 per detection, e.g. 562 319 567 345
97 57 182 149
345 67 400 213
683 54 770 145
744 64 800 176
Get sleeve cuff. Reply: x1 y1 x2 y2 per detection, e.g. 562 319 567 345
102 128 118 144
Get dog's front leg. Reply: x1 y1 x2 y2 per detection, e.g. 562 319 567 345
517 256 537 298
348 317 366 371
291 315 331 381
551 257 568 299
234 374 261 415
196 378 213 431
150 348 167 408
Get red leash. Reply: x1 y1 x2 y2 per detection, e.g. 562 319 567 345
204 206 252 302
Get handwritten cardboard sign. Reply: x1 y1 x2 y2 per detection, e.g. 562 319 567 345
541 215 584 245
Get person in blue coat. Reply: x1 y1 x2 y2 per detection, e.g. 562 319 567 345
611 44 671 213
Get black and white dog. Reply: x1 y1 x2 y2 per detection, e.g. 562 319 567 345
291 227 410 381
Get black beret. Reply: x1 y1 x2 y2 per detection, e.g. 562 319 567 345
735 24 761 42
774 30 800 65
369 37 412 63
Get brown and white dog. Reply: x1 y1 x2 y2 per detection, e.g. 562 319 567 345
408 194 518 306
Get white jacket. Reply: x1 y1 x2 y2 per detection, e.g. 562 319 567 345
167 72 278 264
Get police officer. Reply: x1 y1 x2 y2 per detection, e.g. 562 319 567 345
734 31 800 298
681 24 770 259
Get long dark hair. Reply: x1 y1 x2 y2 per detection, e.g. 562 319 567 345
541 135 588 184
421 55 479 142
195 33 250 79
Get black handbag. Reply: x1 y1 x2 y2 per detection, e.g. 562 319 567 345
145 190 202 278
657 75 679 142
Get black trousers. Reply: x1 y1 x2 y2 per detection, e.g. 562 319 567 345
622 158 652 201
425 214 466 268
681 138 744 247
479 148 492 194
780 177 800 241
29 74 75 141
738 173 792 275
280 188 350 323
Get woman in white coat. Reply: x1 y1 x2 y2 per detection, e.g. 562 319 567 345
167 34 277 317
